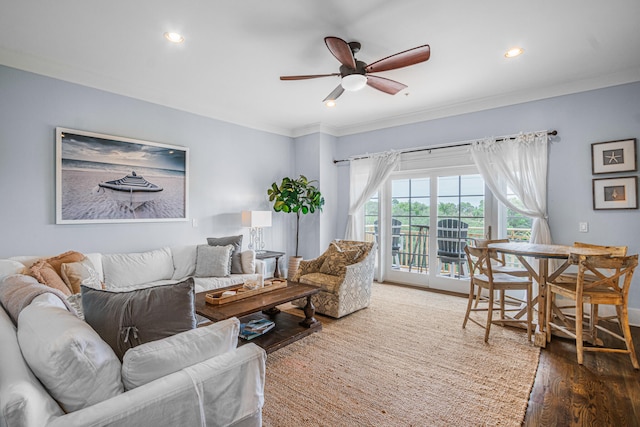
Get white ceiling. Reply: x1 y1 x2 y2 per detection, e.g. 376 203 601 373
2 1 640 137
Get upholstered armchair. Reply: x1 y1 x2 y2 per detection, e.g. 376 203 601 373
292 240 376 318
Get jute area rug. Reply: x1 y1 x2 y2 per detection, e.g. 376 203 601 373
262 282 540 427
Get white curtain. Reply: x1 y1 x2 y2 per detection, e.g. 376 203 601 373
345 151 400 240
469 131 552 244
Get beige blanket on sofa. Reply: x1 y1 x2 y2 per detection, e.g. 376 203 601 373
0 274 76 325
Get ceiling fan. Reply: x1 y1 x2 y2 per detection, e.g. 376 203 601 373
280 36 430 104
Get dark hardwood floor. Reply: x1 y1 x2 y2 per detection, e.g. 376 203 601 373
524 323 640 426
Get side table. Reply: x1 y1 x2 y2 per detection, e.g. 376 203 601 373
255 250 285 278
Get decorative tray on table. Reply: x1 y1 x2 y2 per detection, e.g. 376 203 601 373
204 279 287 305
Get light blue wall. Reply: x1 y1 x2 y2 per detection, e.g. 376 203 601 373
0 65 294 257
2 64 639 316
332 81 640 316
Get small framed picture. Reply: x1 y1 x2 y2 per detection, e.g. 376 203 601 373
591 138 636 174
592 176 638 210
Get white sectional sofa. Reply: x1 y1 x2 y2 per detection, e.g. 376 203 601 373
0 243 268 427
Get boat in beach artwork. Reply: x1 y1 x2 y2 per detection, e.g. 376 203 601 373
95 171 163 211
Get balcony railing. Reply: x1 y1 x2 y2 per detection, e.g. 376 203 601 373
365 224 531 275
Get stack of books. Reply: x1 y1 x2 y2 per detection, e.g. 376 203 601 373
239 318 275 340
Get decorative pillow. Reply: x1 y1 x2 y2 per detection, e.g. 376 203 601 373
102 248 174 289
0 259 26 280
319 243 364 277
81 278 197 361
207 235 243 274
28 260 72 296
241 249 256 274
17 294 123 413
44 251 85 278
121 318 240 390
60 258 103 294
195 244 233 277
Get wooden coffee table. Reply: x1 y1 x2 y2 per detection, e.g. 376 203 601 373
195 281 322 353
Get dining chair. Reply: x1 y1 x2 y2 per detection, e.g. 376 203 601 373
462 245 533 342
437 219 468 277
554 242 628 337
472 238 530 277
546 253 639 369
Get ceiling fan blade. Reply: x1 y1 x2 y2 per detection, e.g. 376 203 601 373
365 44 430 73
322 85 345 102
280 73 340 80
366 75 407 95
324 36 357 69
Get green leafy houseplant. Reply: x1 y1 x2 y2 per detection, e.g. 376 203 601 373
267 175 325 257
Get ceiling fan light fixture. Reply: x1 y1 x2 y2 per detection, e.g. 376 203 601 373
505 47 524 58
325 100 336 108
164 32 185 44
341 74 367 91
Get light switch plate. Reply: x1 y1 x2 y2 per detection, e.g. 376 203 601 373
579 222 588 233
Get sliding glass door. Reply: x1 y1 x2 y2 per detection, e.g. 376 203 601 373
382 167 487 293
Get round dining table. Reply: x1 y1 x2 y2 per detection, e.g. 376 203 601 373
487 242 612 347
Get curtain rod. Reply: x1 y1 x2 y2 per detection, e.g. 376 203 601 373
332 130 558 164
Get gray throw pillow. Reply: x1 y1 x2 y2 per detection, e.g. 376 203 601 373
195 244 233 277
81 278 196 361
207 235 243 274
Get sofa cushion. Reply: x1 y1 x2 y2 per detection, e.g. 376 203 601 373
195 244 233 277
0 259 26 280
121 318 240 390
28 260 72 296
81 278 197 360
299 272 343 294
17 293 123 413
171 244 197 279
102 247 174 289
207 235 243 274
60 257 103 294
241 250 256 274
0 303 64 425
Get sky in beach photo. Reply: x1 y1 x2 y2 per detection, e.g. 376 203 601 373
60 131 186 172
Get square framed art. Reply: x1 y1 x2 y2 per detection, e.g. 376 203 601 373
591 138 636 174
56 127 189 224
592 176 638 210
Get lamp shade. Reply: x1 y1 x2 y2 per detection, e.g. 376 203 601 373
241 210 272 228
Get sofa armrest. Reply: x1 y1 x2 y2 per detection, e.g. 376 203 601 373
254 259 265 275
47 343 266 427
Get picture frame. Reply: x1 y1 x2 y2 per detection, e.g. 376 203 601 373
591 138 636 174
56 127 189 224
592 176 638 210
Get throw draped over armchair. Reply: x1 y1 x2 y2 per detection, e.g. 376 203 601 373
292 240 376 318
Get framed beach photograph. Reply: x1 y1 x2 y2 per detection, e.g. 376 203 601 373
592 176 638 210
56 127 189 224
591 138 636 174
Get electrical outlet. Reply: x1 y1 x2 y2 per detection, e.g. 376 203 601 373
579 222 588 233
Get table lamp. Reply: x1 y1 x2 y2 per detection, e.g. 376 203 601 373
241 210 272 254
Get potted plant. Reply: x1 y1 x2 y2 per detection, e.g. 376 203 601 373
267 175 325 278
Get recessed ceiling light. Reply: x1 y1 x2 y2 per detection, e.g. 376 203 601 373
505 47 524 58
164 32 184 44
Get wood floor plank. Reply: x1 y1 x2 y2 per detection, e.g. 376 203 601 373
524 324 640 426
